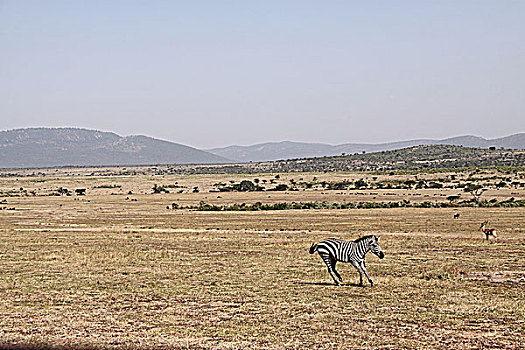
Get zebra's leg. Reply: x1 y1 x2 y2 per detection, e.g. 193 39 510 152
360 261 374 287
350 261 363 286
331 257 343 282
321 254 340 285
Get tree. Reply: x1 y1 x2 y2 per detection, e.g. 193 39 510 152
238 180 255 192
463 183 486 202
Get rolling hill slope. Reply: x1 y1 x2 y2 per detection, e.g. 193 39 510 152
0 128 231 168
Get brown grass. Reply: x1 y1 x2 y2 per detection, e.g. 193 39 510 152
0 169 524 349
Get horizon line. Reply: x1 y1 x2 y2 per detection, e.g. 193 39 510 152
1 126 524 150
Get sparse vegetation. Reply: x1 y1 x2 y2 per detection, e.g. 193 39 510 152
94 184 121 189
152 184 170 194
0 164 523 349
213 180 264 192
185 199 525 211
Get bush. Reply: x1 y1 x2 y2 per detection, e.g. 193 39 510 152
152 184 170 194
269 184 288 191
354 179 368 189
75 188 86 196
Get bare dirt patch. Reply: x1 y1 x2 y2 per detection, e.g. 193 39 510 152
467 271 525 284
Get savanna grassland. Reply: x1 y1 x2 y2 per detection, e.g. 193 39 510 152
0 166 524 349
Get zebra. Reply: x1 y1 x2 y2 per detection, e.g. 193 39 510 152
309 235 384 286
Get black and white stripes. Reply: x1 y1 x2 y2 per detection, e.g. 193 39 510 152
309 235 384 286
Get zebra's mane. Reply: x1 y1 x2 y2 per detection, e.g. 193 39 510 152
353 235 375 243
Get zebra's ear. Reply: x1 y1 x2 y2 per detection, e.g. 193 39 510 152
377 235 381 241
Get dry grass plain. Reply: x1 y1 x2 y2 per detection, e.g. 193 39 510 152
0 167 524 349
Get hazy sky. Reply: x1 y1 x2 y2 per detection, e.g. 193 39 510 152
1 1 524 148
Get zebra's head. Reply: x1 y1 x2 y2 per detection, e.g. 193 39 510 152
369 235 384 259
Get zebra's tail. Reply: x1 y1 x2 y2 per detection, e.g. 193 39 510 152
309 243 318 254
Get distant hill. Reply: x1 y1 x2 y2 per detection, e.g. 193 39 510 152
2 128 524 169
170 145 525 174
207 134 525 162
0 128 231 168
273 144 525 172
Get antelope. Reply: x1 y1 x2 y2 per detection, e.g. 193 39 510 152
479 221 497 240
453 213 460 219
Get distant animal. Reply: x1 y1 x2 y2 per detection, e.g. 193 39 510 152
309 235 384 286
479 221 497 240
453 213 460 219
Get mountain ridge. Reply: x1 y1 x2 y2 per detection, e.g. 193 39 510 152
0 128 231 168
1 127 524 168
207 133 525 162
